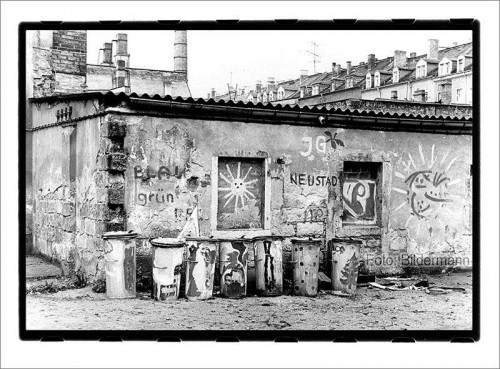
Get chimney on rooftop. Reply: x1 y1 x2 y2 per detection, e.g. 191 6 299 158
256 80 262 94
452 41 458 46
300 69 308 83
99 42 113 65
211 88 216 99
113 33 129 68
367 54 376 70
346 61 352 75
410 52 416 58
114 59 129 88
428 39 439 61
174 30 188 78
332 62 341 77
267 77 275 90
394 50 407 68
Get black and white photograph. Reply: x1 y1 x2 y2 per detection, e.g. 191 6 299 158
1 1 499 368
23 25 476 333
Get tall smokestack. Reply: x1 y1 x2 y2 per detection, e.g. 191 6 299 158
174 30 188 78
346 61 352 75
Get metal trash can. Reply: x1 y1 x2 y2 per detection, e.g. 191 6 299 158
291 238 322 297
150 238 185 301
103 231 138 299
184 237 218 301
219 238 251 299
253 236 284 297
331 238 363 295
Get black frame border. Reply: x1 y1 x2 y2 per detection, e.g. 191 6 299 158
18 19 480 342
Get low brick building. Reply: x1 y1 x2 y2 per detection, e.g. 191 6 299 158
28 91 473 288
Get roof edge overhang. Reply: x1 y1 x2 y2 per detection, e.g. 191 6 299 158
29 91 472 135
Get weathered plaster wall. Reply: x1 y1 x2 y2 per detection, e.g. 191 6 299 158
86 64 114 91
31 97 117 281
119 113 472 280
30 104 472 285
32 124 77 273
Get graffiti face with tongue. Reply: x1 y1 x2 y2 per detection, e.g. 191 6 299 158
405 170 452 219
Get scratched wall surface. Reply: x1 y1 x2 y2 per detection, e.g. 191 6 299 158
31 115 108 281
121 114 472 275
30 106 472 282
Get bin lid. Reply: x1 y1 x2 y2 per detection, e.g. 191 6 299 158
150 237 185 248
218 237 253 243
290 237 323 244
184 236 219 242
330 237 363 245
102 231 138 239
252 235 285 241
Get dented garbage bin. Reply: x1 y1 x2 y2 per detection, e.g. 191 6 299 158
150 238 184 301
219 238 251 299
291 238 322 297
184 237 218 301
253 236 284 297
331 237 363 295
103 231 138 299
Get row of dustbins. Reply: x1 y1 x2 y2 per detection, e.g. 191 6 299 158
103 231 363 301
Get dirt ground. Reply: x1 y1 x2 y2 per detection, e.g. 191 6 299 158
25 256 472 331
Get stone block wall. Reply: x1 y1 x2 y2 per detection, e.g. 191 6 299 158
32 126 77 276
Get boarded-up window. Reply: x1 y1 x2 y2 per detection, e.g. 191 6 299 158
217 157 265 230
342 161 380 225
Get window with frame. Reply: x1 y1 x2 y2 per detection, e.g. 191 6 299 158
456 88 462 102
215 157 266 231
374 73 380 87
393 69 399 83
458 58 464 73
391 90 398 100
366 74 372 89
341 161 381 226
416 65 426 79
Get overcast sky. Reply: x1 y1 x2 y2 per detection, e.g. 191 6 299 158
87 30 472 98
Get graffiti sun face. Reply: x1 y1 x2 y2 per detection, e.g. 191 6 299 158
219 162 258 212
392 144 463 238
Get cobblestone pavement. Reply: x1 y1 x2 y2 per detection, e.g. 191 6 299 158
26 256 472 331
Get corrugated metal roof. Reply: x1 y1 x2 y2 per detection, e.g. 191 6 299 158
30 90 472 122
